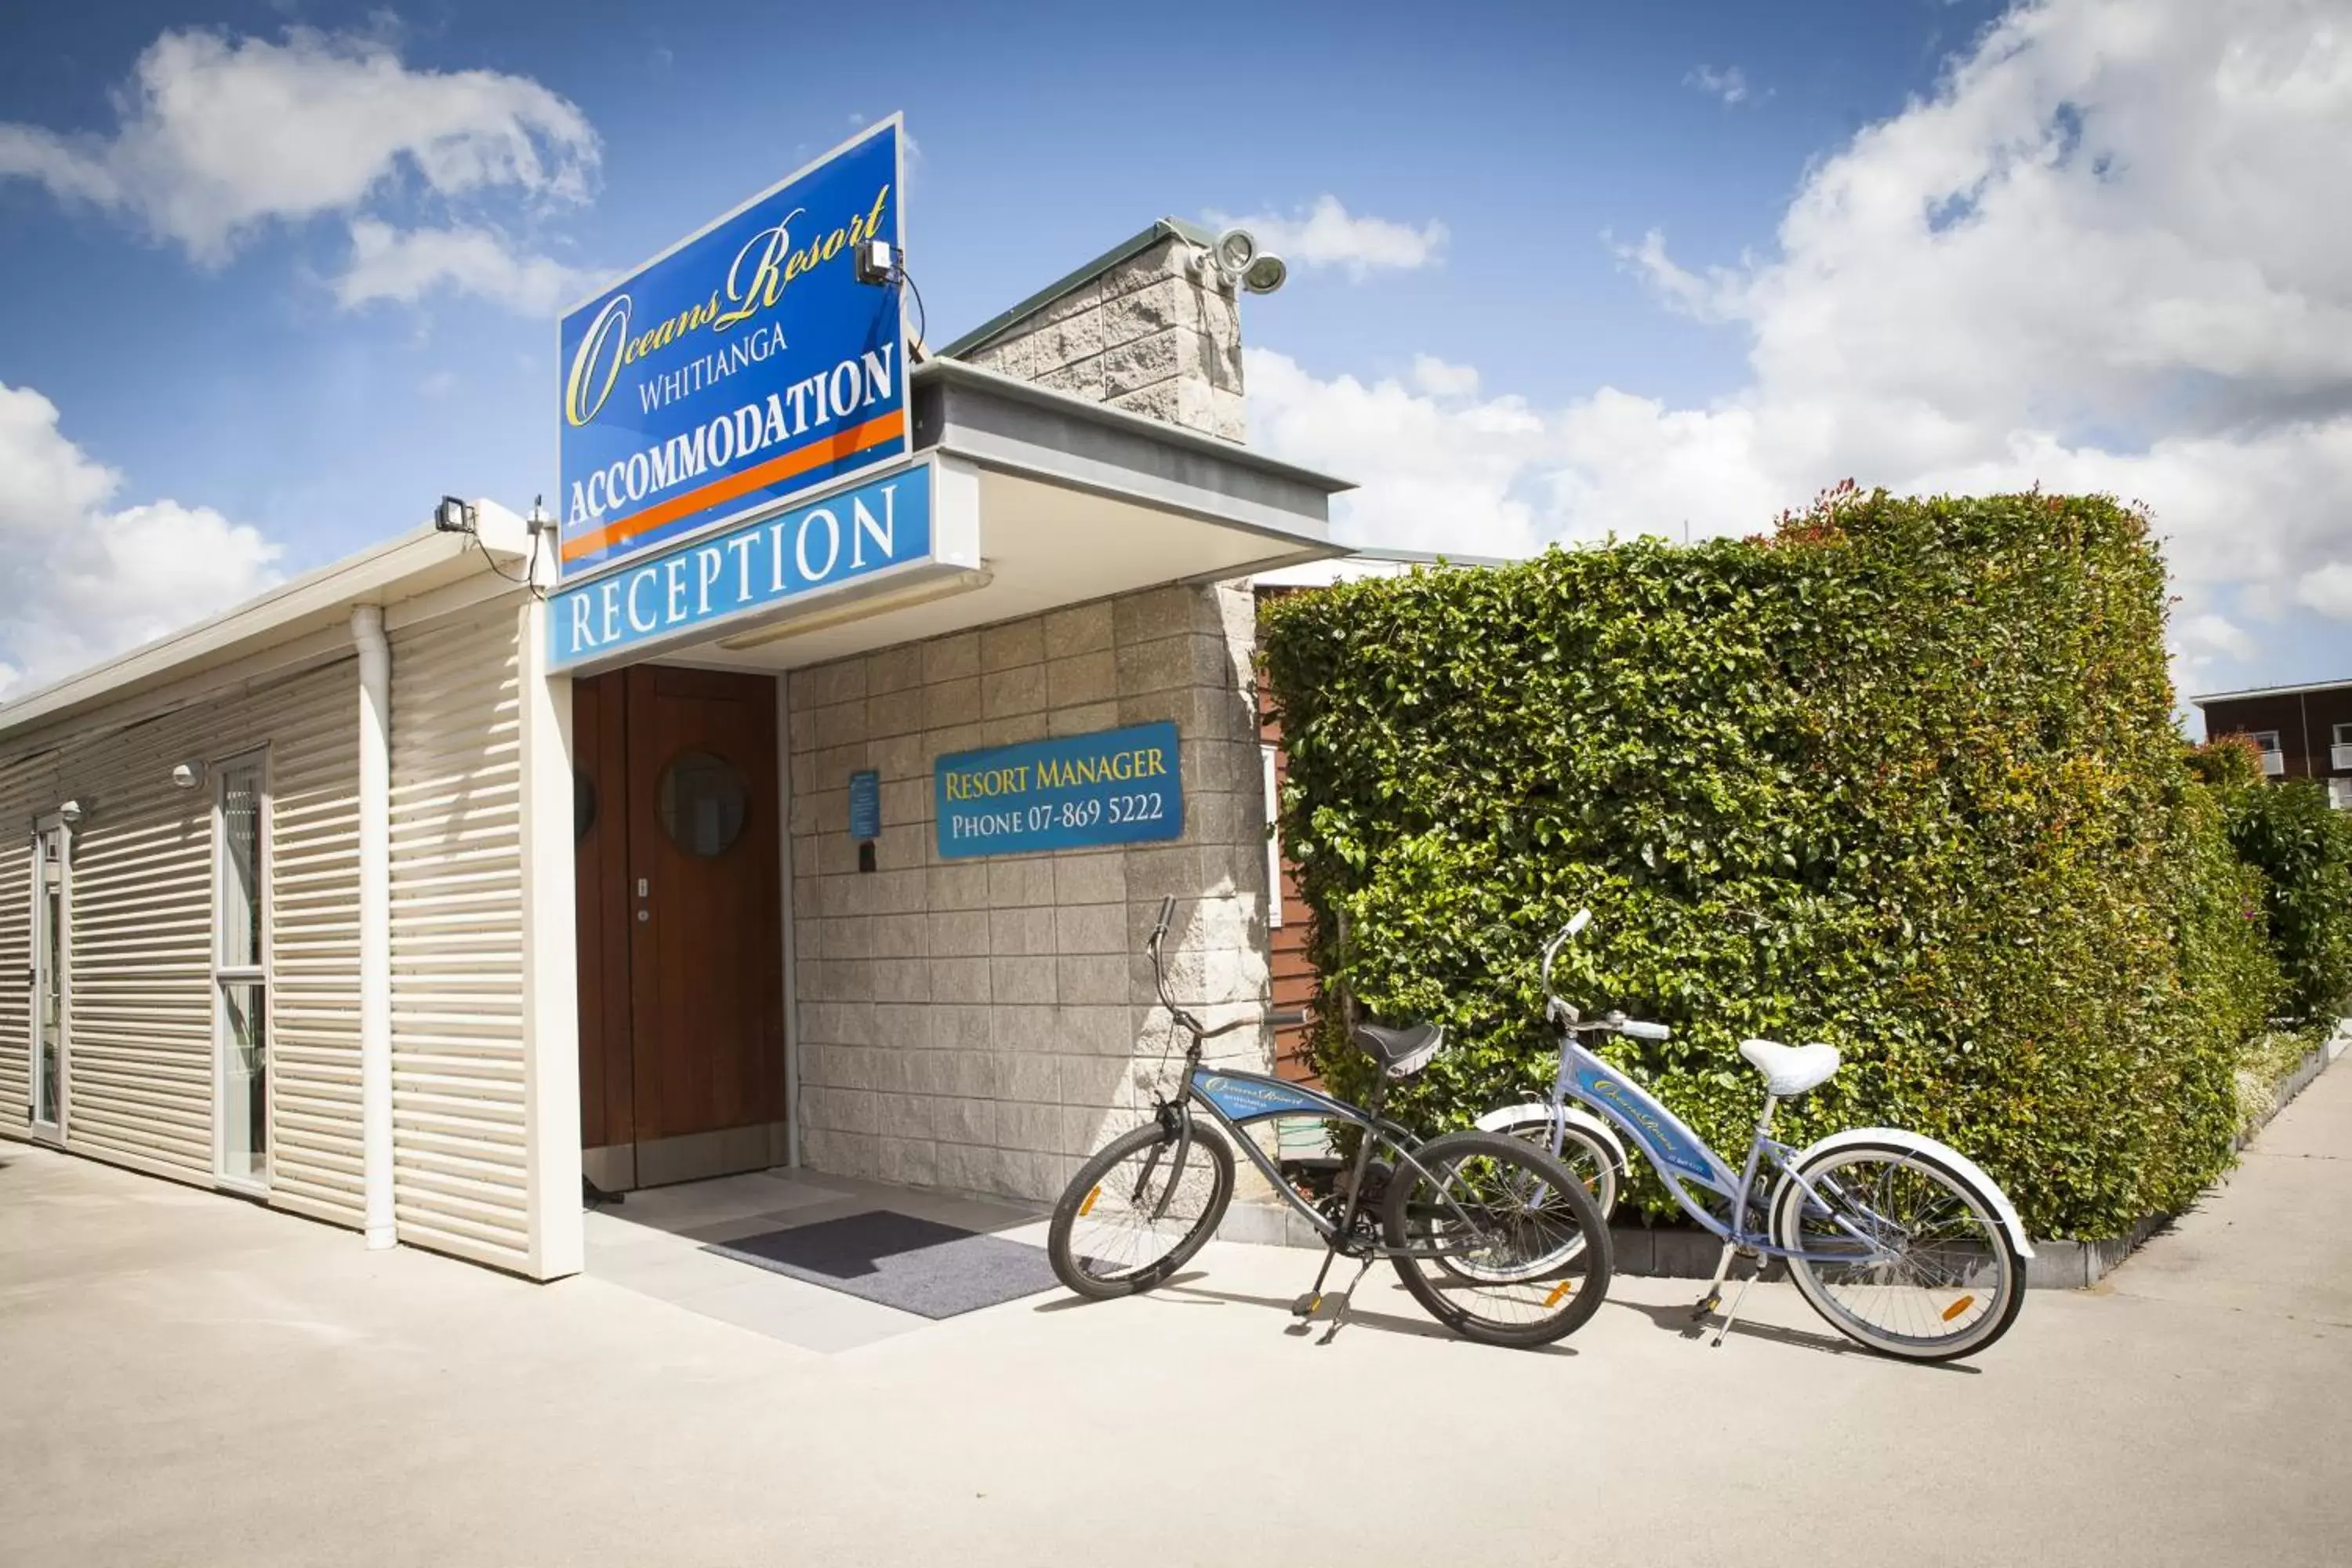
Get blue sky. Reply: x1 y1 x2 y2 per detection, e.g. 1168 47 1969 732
2 0 2345 710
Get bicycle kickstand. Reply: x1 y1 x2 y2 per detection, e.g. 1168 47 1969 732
1316 1254 1377 1345
1291 1241 1343 1320
1709 1265 1756 1348
1690 1240 1737 1322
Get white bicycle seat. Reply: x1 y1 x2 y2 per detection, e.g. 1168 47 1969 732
1738 1038 1841 1098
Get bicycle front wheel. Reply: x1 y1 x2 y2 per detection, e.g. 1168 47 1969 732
1048 1119 1234 1301
1382 1131 1613 1348
1772 1141 2025 1362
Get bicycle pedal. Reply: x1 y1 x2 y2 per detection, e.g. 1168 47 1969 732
1290 1292 1322 1318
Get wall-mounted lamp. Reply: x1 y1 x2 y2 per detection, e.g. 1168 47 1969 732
434 495 477 534
1210 227 1288 296
171 762 204 790
57 800 84 825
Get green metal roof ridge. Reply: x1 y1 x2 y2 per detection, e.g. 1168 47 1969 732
935 216 1214 361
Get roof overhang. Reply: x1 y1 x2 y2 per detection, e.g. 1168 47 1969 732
2187 680 2352 707
572 359 1351 676
2 358 1354 735
0 512 535 747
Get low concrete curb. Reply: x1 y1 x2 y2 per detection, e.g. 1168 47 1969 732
1218 1022 2349 1290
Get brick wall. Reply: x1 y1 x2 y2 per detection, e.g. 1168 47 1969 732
786 582 1277 1203
957 232 1247 443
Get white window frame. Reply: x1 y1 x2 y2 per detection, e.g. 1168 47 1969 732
210 750 272 1193
2249 730 2286 777
28 813 71 1141
1261 743 1283 929
2331 722 2352 775
2330 778 2352 812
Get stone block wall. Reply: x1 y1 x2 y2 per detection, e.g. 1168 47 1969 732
786 580 1276 1203
959 231 1247 443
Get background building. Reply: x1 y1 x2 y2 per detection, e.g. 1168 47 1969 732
2194 680 2352 808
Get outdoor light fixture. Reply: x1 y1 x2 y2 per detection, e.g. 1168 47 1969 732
434 495 476 534
1241 253 1288 295
171 762 203 790
1210 227 1287 296
853 239 898 286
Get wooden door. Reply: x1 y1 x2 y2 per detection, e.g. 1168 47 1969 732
574 673 637 1155
574 666 785 1185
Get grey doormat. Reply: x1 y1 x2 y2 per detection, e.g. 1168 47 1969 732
704 1210 1059 1319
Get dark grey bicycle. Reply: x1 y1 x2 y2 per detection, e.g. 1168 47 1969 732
1045 897 1613 1349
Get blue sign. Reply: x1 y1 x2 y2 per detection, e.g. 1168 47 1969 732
557 118 908 582
547 462 932 670
935 722 1183 859
848 770 881 840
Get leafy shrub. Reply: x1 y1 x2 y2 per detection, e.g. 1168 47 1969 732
2211 767 2352 1025
1262 488 2281 1240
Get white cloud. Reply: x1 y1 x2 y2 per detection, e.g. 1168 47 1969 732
0 383 282 702
336 220 605 314
1211 196 1446 280
1410 354 1480 399
1685 65 1754 106
2298 563 2352 621
1247 0 2352 678
0 25 596 305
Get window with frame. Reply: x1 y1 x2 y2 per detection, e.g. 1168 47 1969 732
2330 778 2352 811
215 754 269 1188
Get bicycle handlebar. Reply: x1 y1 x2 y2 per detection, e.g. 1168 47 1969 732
1541 907 1672 1043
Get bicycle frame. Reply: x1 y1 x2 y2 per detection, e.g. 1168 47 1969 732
1154 1063 1486 1263
1541 1036 1894 1267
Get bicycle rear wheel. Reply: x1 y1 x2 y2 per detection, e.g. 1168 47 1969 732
1382 1131 1613 1348
1048 1119 1234 1301
1772 1141 2024 1362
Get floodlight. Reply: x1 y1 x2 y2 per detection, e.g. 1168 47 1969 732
434 495 475 534
1242 252 1288 295
1214 227 1258 274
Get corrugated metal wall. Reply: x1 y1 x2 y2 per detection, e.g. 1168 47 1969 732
0 660 362 1202
260 665 367 1225
387 604 532 1272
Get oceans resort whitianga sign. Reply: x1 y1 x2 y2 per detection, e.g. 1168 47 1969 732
546 116 975 670
554 116 911 586
547 117 1186 862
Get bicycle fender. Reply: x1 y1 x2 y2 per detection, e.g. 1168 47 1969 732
1475 1102 1631 1174
1787 1127 2036 1259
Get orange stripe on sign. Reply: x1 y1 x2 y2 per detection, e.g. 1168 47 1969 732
561 408 908 564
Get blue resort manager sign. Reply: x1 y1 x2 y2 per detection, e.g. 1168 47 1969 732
557 116 908 582
935 723 1185 859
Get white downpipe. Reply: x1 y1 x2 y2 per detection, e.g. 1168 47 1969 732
354 604 395 1250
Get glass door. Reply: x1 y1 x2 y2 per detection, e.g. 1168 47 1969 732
214 756 269 1189
29 820 67 1138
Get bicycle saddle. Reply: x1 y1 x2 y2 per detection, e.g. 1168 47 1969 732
1737 1038 1841 1097
1353 1021 1444 1078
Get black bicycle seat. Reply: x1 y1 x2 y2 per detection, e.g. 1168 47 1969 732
1352 1021 1444 1078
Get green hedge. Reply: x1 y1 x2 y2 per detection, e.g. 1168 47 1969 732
1261 488 2281 1240
2190 737 2352 1025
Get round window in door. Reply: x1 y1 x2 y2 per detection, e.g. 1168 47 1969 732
658 750 750 858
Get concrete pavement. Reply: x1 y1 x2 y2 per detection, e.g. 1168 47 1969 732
6 1064 2351 1567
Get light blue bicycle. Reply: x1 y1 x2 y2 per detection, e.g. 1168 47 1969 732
1479 910 2034 1361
